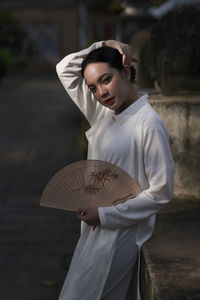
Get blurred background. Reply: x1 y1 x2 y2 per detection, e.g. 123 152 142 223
0 1 200 299
1 0 200 83
1 0 200 194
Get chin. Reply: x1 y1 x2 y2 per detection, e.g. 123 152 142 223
103 103 116 110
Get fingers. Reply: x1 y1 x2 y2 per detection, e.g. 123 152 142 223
112 43 132 65
76 207 100 227
121 44 137 66
104 40 137 66
123 55 138 65
76 208 87 219
132 56 138 63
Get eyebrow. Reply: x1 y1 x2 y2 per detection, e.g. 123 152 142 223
87 72 112 89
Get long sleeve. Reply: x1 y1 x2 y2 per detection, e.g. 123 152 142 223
56 41 109 126
98 120 175 229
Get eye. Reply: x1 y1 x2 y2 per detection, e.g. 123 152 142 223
89 86 96 93
103 75 112 84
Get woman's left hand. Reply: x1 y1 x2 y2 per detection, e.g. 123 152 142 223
103 40 137 66
76 207 101 227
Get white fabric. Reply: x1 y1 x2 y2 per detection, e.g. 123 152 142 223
56 42 175 300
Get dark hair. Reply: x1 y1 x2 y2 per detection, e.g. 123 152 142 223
81 46 136 83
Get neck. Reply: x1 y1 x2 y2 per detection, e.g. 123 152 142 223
115 86 139 114
130 86 139 103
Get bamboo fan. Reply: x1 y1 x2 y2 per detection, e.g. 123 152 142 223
40 160 141 211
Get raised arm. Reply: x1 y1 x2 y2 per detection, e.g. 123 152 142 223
56 40 136 126
56 41 106 126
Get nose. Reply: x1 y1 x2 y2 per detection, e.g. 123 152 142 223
98 85 109 98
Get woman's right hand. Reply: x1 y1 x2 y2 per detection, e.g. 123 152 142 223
103 40 137 66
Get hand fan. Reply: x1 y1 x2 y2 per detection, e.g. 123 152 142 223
40 160 141 211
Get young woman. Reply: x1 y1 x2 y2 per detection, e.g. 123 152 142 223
56 40 174 300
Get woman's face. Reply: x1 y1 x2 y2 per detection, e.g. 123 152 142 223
84 62 132 113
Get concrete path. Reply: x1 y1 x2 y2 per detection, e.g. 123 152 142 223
0 72 82 299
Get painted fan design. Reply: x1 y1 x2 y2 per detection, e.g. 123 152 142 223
40 160 141 211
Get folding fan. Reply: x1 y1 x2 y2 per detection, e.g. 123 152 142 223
40 160 141 212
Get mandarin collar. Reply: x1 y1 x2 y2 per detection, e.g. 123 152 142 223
111 93 148 123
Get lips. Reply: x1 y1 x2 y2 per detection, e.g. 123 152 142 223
104 96 115 105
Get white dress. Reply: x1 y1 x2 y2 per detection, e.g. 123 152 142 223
56 42 175 300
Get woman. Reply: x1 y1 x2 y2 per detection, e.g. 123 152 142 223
56 40 174 300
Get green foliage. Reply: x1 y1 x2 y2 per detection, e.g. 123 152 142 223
0 10 27 73
108 1 124 14
0 10 27 53
0 49 13 69
79 115 90 160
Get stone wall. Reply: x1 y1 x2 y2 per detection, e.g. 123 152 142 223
149 93 200 198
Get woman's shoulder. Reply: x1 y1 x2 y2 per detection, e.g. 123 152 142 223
138 102 167 133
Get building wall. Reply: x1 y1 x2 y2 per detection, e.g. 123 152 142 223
149 94 200 199
11 7 78 69
5 4 120 71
